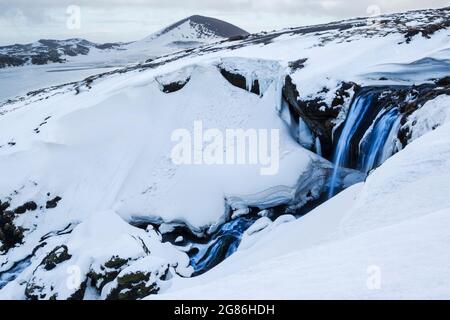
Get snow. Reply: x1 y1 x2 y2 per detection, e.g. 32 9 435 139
1 7 450 300
402 95 450 142
0 63 313 229
128 20 219 61
0 17 229 103
151 94 450 299
218 58 285 96
0 58 317 298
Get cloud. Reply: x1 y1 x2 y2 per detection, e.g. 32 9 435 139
1 0 449 18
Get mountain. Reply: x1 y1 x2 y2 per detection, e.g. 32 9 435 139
0 15 249 70
0 38 125 68
142 15 249 43
0 15 249 103
0 7 449 300
121 15 249 65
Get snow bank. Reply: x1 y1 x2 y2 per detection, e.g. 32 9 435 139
154 94 450 299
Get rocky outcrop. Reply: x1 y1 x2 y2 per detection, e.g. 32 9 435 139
161 78 190 93
398 79 450 147
88 256 131 293
45 196 61 209
405 11 450 43
219 68 260 95
0 201 24 253
282 76 359 159
40 245 72 271
14 201 37 214
88 255 171 300
0 55 26 68
25 245 73 300
105 267 167 300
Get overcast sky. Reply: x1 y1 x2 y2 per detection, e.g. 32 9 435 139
0 0 449 45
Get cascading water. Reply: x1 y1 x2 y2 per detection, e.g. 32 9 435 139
189 216 256 275
359 107 400 174
381 115 402 163
328 91 402 198
328 93 374 198
0 256 32 289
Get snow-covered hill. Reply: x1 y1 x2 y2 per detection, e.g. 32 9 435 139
0 39 125 68
0 7 449 299
0 15 249 102
0 15 248 70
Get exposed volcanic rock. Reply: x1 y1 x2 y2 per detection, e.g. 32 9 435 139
40 246 72 271
0 55 26 68
398 79 450 147
219 68 260 95
105 266 168 300
282 76 359 159
405 9 450 43
0 201 24 253
160 78 191 93
0 39 124 68
25 246 72 299
45 196 62 209
14 201 37 214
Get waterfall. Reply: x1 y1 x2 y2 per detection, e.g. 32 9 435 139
328 93 374 198
380 115 402 162
359 107 400 174
328 90 402 198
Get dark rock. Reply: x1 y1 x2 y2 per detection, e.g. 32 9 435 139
219 68 260 95
228 35 248 41
157 15 249 39
282 76 359 159
331 82 356 108
0 54 26 68
25 283 45 300
40 245 72 271
67 279 87 300
88 256 131 292
105 267 168 300
0 209 24 252
95 43 122 50
405 18 450 43
46 196 62 209
104 256 129 269
14 201 37 214
40 223 75 242
436 76 450 86
288 58 307 71
161 78 190 93
0 201 10 212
